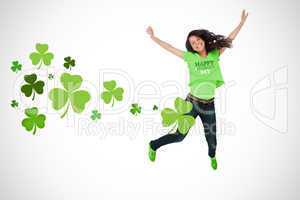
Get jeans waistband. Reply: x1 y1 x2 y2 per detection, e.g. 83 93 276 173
187 93 214 104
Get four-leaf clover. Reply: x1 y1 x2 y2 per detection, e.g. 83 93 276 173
101 80 124 107
91 109 101 121
11 60 22 73
29 43 54 69
48 73 91 118
22 107 46 135
64 56 76 70
21 73 45 101
130 103 142 116
161 97 195 135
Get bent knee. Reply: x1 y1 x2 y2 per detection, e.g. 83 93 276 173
174 134 185 142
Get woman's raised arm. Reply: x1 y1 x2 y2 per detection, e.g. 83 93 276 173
220 9 249 55
146 26 184 59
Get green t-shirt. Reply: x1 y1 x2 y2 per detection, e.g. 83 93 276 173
182 48 225 100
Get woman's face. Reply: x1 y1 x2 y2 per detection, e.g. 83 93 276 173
189 35 205 52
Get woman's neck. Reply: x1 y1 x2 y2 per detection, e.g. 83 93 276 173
198 50 207 58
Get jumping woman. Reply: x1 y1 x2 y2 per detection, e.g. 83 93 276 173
146 9 249 170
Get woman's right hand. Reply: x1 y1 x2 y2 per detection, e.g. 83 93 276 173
146 26 154 38
145 25 184 59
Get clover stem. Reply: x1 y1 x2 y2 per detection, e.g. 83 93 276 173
168 123 178 134
37 61 42 69
111 98 115 107
60 102 70 118
32 92 36 101
32 125 37 135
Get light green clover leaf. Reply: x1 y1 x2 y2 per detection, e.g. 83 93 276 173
22 107 46 135
101 80 124 107
48 73 91 118
161 97 195 135
91 109 101 121
29 43 54 69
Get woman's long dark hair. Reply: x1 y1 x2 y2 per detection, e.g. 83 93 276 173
185 29 233 53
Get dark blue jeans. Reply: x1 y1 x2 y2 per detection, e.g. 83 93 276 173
150 94 217 158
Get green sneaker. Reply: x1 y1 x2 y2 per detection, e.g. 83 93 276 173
211 157 218 170
148 143 156 162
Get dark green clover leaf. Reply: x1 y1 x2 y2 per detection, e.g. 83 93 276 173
101 80 124 107
22 107 46 135
11 100 19 108
161 97 195 135
48 73 54 80
21 73 45 101
11 60 22 73
63 56 76 70
48 73 91 118
29 43 54 69
153 105 158 111
91 109 101 121
130 103 141 116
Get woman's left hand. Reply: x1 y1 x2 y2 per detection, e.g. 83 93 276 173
240 9 249 24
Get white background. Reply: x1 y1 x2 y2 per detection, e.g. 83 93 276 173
0 0 299 199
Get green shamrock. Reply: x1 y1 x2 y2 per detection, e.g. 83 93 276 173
130 103 142 116
153 105 158 111
91 109 101 121
22 107 46 135
48 73 54 80
11 100 19 108
63 56 76 70
21 73 45 101
48 73 91 118
101 80 124 107
29 43 54 69
161 97 196 135
11 60 22 73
